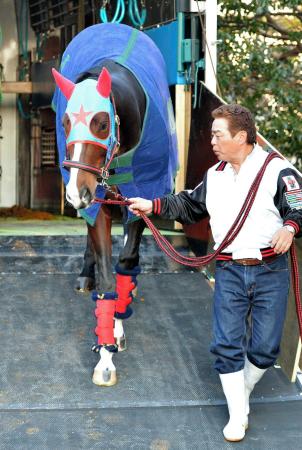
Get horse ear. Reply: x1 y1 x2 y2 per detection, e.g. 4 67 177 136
52 68 75 100
96 67 111 98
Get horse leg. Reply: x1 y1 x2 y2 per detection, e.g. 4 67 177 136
114 216 146 352
88 206 115 292
91 210 145 386
76 232 96 292
89 206 118 386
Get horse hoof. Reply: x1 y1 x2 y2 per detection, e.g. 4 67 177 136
116 335 127 352
75 276 95 292
92 368 117 386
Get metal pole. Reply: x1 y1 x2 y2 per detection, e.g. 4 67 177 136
205 0 217 93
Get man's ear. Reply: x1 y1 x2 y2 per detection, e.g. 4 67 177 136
234 130 247 145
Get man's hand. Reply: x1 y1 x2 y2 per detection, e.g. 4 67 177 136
128 197 153 216
271 226 294 254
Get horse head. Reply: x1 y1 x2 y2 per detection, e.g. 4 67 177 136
52 67 120 209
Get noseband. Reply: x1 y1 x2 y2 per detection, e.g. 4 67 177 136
62 93 120 183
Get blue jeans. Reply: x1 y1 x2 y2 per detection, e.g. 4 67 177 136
211 254 290 374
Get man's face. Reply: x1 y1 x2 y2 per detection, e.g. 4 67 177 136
211 117 243 162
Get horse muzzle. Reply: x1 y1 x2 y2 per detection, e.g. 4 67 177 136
79 187 93 207
66 183 94 210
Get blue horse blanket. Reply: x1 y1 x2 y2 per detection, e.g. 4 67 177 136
52 23 178 225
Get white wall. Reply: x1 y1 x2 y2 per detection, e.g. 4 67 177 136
0 0 18 206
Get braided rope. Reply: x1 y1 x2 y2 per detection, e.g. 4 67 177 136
290 245 302 339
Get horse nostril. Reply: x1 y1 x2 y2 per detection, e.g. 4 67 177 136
79 187 92 205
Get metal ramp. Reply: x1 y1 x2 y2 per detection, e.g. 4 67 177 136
0 234 301 449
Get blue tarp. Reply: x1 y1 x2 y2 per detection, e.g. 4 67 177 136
52 23 178 225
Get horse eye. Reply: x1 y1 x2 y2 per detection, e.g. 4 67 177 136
90 112 110 140
63 114 71 137
100 122 108 131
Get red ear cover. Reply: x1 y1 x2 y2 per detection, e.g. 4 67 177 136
96 67 112 98
52 68 75 100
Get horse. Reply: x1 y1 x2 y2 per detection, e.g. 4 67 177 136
52 23 178 386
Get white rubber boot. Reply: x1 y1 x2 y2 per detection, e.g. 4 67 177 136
114 318 127 352
92 347 117 387
219 370 248 442
244 357 267 415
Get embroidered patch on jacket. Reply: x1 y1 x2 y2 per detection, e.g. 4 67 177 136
282 175 300 191
285 190 302 210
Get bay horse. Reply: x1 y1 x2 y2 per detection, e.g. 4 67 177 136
52 23 178 386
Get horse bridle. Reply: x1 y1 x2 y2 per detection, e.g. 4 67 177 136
62 92 121 183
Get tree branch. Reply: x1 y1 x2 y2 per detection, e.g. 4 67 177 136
273 46 302 61
219 18 301 43
265 15 292 36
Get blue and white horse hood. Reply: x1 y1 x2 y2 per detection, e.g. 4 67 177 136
53 66 118 159
52 23 178 225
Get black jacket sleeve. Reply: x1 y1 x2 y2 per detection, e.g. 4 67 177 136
274 168 302 237
152 173 209 224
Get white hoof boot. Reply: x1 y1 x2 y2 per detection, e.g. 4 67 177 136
114 318 126 352
223 419 247 442
92 347 117 387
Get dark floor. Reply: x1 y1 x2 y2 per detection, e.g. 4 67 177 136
0 235 301 449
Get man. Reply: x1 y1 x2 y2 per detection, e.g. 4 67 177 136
128 104 302 442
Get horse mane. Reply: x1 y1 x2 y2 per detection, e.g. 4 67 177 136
75 61 120 84
72 60 146 153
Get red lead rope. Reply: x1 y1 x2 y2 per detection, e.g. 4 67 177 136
290 245 302 339
95 151 302 339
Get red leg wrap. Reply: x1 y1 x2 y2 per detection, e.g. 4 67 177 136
95 299 116 345
115 273 136 314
